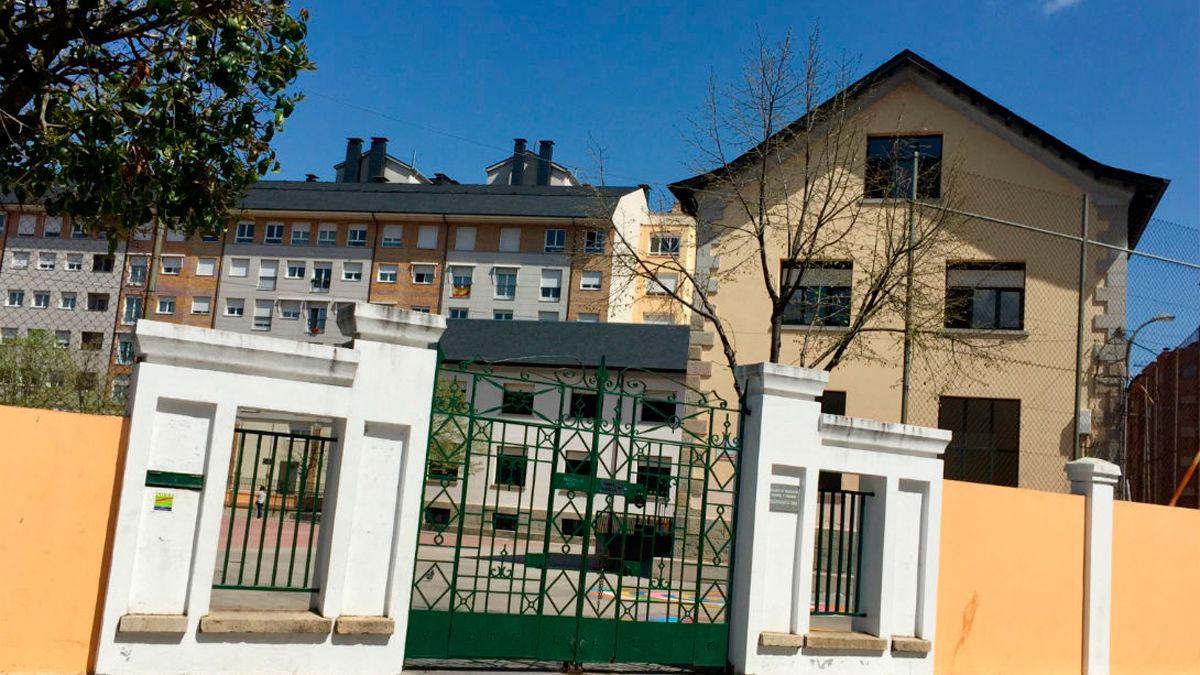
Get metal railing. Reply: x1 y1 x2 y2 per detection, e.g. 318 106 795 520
811 488 871 617
214 428 334 593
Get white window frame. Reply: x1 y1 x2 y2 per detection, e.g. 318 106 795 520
585 230 606 254
59 292 76 310
252 300 273 331
10 252 29 270
494 267 518 300
37 252 56 270
539 269 562 302
650 234 681 257
580 271 602 291
286 260 306 279
6 290 24 307
196 257 217 277
65 254 83 271
121 296 142 324
228 258 249 278
156 296 176 315
493 310 514 320
448 308 469 319
648 273 678 295
381 225 403 248
317 224 338 246
264 222 285 244
342 261 363 281
412 264 436 285
43 216 62 238
279 300 302 320
451 266 473 298
54 330 71 349
348 225 368 247
544 229 566 253
258 260 279 290
191 296 212 315
161 255 184 276
32 291 50 309
377 264 398 283
225 298 245 317
235 221 255 244
291 223 311 245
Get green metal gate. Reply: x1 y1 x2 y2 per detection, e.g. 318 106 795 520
407 357 741 668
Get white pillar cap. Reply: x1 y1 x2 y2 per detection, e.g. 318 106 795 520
1066 457 1122 488
734 362 828 401
337 302 446 348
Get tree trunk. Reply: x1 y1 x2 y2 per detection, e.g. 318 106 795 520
768 313 783 363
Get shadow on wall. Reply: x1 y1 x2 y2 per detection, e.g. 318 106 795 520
0 405 128 675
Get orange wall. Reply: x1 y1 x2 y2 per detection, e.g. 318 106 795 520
0 405 126 675
935 480 1085 675
1111 500 1200 675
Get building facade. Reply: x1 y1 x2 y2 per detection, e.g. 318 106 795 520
1127 328 1200 507
669 50 1169 492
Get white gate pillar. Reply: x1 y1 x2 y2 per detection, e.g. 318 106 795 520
1067 457 1121 675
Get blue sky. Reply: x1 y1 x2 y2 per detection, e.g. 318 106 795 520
269 0 1199 358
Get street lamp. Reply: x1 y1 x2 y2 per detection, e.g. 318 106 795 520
1120 314 1175 499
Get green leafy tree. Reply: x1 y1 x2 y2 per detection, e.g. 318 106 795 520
0 1 313 239
0 330 119 413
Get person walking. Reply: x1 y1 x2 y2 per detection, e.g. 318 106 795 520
255 485 267 519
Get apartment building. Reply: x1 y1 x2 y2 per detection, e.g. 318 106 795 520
0 208 130 388
628 209 698 326
1127 328 1200 507
670 50 1169 491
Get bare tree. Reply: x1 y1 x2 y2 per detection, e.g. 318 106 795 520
595 28 984 406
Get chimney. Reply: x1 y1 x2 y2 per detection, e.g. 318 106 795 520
536 140 554 186
510 138 528 185
305 173 319 182
342 137 363 182
368 136 388 182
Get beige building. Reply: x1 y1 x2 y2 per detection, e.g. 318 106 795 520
669 50 1168 491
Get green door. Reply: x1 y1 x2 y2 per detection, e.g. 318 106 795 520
407 358 741 668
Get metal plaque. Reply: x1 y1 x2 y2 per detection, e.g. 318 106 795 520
769 483 801 514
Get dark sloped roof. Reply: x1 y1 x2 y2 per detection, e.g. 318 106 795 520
240 181 636 219
438 319 690 372
669 49 1169 247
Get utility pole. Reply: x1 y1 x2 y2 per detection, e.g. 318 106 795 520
900 151 917 424
141 216 165 320
1072 194 1088 460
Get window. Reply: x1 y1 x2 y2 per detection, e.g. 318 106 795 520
132 223 152 240
451 266 472 298
122 297 141 323
110 336 130 362
381 225 403 248
540 269 562 302
378 264 398 283
161 255 183 275
18 214 36 236
938 397 1019 487
42 216 62 238
412 264 435 285
59 292 76 310
251 260 276 290
637 461 673 499
342 262 363 281
54 330 70 349
538 311 559 321
225 298 245 317
253 300 273 331
569 391 598 420
563 451 594 479
286 261 306 279
6 290 23 307
0 327 17 342
944 263 1025 331
502 387 534 415
0 213 5 235
544 229 566 253
425 507 451 527
307 305 327 334
559 519 585 537
448 308 468 319
494 267 517 299
493 310 514 320
92 255 114 272
641 394 677 424
128 257 147 284
65 254 82 271
643 313 673 324
228 258 249 277
317 224 337 246
37 252 55 270
112 374 131 403
499 227 521 252
417 225 438 249
577 313 599 322
819 391 847 416
411 306 431 314
584 230 606 254
156 296 176 314
196 257 216 277
74 222 90 239
455 226 476 251
648 273 678 296
580 271 602 291
495 447 528 488
235 222 255 244
279 300 301 320
348 225 368 247
265 222 284 244
865 135 942 199
291 223 311 245
312 263 332 292
192 296 211 315
87 293 109 312
33 291 50 309
81 332 103 351
10 252 29 269
650 234 681 257
493 512 519 532
166 228 185 242
782 261 852 327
